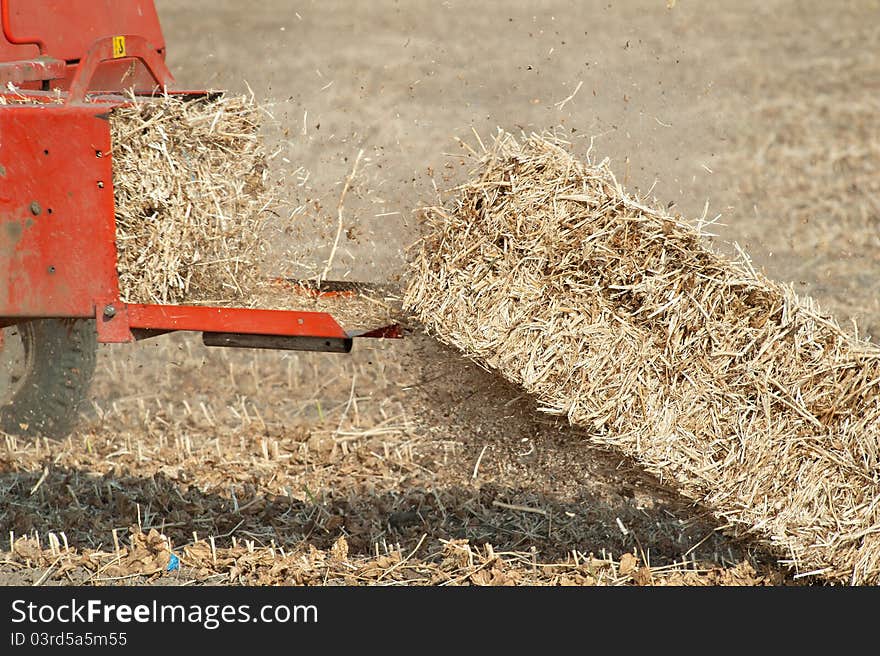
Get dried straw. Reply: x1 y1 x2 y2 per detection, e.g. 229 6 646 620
405 131 880 584
111 92 273 305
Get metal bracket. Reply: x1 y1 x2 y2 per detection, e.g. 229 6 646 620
0 56 65 86
202 332 352 353
67 34 175 103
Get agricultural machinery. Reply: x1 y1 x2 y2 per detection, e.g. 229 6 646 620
0 1 401 438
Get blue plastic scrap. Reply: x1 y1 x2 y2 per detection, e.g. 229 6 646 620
167 553 180 571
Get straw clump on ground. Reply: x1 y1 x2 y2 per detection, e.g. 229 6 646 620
111 93 273 305
405 131 880 584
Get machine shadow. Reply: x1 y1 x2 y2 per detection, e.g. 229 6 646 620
0 459 777 573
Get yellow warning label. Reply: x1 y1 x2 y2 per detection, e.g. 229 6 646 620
112 36 127 59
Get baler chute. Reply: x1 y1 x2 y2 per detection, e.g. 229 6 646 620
0 0 401 437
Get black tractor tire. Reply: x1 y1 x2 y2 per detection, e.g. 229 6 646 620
0 319 97 440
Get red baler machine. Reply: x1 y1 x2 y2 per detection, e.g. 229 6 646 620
0 0 401 437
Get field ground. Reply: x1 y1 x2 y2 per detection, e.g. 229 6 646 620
2 0 879 585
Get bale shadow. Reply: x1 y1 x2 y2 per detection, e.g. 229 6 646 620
0 460 778 574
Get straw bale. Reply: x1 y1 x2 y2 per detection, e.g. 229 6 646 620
404 131 880 584
110 92 272 305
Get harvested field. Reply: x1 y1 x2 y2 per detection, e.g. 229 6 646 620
2 0 878 586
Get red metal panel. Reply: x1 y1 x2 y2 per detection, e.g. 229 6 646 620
0 38 38 64
0 0 39 61
2 1 165 61
125 304 350 340
0 104 120 317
